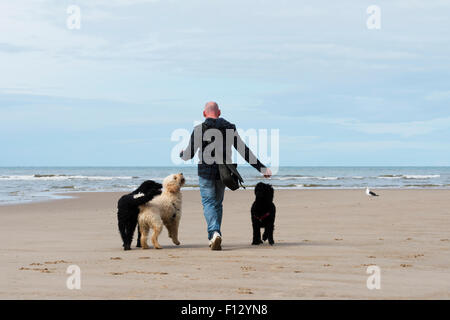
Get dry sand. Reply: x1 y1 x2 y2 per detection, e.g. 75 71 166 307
0 189 449 299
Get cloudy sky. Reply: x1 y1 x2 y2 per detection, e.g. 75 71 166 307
1 0 449 166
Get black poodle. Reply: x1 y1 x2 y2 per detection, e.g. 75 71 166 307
251 182 276 245
117 180 162 250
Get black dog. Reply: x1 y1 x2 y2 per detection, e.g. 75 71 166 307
117 180 162 250
251 182 276 245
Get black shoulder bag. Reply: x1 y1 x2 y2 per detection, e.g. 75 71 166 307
218 163 245 191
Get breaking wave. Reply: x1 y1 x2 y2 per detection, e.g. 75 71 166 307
378 174 440 180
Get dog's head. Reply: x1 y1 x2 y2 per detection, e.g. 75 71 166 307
163 173 185 194
254 182 274 202
134 180 162 195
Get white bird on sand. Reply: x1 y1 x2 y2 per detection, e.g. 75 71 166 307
366 187 379 197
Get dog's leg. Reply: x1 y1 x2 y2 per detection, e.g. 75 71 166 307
167 219 181 246
118 219 131 250
151 224 163 249
139 223 150 249
267 225 275 245
124 218 138 250
136 222 142 248
252 221 263 245
172 220 181 246
262 228 268 241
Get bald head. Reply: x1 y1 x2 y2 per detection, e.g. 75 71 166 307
203 101 221 119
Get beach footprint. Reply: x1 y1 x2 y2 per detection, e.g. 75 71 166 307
20 267 53 273
270 265 284 271
241 266 256 272
237 288 254 295
23 260 69 272
44 260 70 264
109 270 168 276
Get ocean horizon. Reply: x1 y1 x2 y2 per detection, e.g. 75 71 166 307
1 166 450 205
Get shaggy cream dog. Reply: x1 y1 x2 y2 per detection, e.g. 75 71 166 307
138 173 185 249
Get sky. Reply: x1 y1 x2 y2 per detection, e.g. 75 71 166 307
0 0 449 167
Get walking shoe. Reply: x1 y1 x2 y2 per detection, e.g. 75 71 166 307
210 232 222 250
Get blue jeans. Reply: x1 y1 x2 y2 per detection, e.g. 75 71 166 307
198 176 226 240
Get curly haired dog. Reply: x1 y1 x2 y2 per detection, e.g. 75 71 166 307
251 182 276 245
117 180 162 250
138 173 185 249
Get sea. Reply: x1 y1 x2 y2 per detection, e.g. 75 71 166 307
0 166 449 205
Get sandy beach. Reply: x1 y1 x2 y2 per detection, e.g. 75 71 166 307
0 189 449 300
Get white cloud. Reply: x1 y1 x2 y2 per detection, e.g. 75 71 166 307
1 1 450 121
0 2 108 53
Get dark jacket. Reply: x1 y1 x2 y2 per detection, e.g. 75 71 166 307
180 117 266 179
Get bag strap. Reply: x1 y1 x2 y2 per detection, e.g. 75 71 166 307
226 163 246 189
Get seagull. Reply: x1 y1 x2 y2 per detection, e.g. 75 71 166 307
366 187 379 197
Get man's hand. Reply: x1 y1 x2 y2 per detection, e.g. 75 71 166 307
262 167 272 178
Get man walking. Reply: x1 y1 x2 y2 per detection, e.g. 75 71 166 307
180 101 272 250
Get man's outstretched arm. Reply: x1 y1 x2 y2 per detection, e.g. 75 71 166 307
180 126 201 160
233 130 272 178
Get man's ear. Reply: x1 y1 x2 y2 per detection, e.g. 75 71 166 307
203 110 207 118
218 109 221 117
